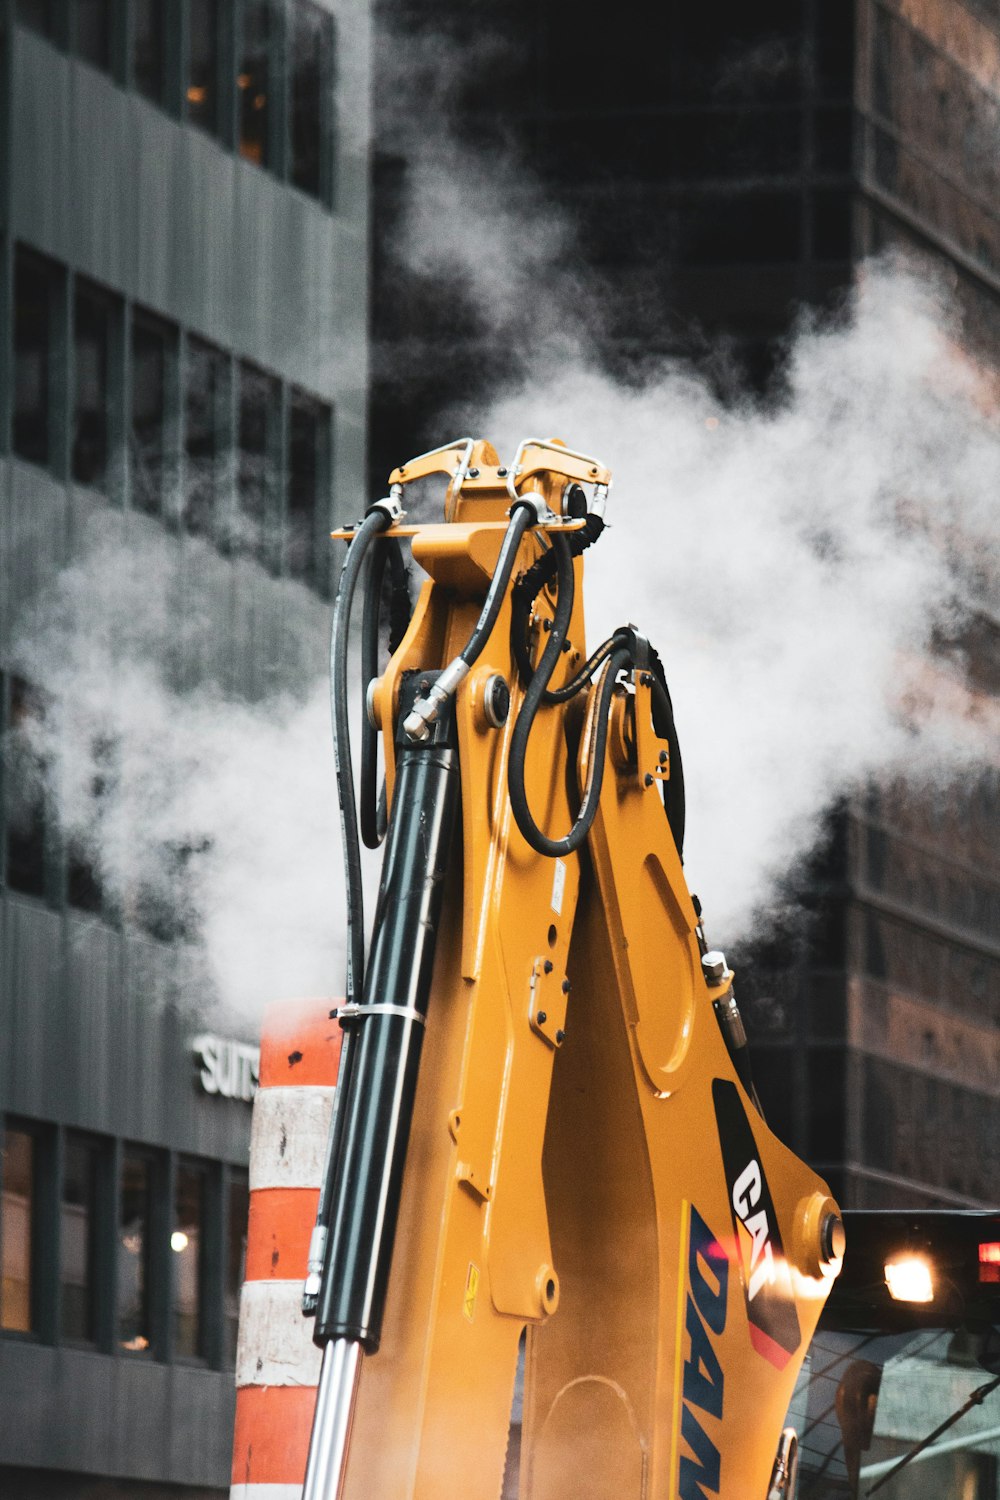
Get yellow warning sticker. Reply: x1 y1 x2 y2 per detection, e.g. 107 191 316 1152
464 1261 480 1323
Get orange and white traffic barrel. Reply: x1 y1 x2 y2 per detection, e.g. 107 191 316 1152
231 998 342 1500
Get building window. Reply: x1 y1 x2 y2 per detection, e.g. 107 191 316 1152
1 1127 34 1333
237 361 281 559
4 676 49 900
131 310 174 516
72 279 115 489
13 247 59 469
73 0 113 72
133 0 166 106
188 0 221 137
15 1 61 43
287 389 330 585
184 336 229 537
119 1152 152 1352
61 1134 99 1342
290 0 334 200
225 1171 249 1365
173 1162 205 1358
239 0 272 166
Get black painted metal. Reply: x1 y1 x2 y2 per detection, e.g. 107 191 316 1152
314 679 459 1353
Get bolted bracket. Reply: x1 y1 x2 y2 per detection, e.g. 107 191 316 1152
528 957 569 1049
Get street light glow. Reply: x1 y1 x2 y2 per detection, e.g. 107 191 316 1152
884 1253 934 1303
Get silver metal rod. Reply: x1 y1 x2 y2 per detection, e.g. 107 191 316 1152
302 1338 364 1500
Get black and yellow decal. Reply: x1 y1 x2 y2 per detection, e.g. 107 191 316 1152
712 1078 801 1369
672 1200 729 1500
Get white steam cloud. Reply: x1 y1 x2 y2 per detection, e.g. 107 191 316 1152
482 266 998 934
9 513 348 1020
11 260 996 1007
6 48 998 1018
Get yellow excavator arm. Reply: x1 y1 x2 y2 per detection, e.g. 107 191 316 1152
233 437 843 1500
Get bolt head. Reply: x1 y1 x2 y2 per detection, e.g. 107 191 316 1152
483 674 510 729
537 1010 547 1025
702 950 729 985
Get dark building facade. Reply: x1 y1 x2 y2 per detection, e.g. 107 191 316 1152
0 3 369 1495
370 0 1000 1211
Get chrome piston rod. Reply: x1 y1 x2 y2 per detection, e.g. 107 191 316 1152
302 1338 364 1500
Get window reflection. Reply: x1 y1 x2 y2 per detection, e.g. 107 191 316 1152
13 248 56 469
131 312 172 516
287 389 329 585
5 676 48 900
239 0 271 165
290 0 334 199
225 1174 249 1365
173 1164 204 1358
73 279 113 489
0 1128 33 1332
74 0 112 72
133 0 166 105
188 0 220 136
185 337 229 537
119 1153 151 1351
237 361 280 560
61 1135 98 1342
16 1 58 41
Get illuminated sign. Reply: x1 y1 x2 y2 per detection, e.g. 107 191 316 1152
191 1033 259 1102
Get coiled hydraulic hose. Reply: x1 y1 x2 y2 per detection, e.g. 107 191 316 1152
511 512 606 695
329 507 393 1007
508 532 630 857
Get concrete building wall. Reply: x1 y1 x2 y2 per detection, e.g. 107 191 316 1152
0 2 370 1492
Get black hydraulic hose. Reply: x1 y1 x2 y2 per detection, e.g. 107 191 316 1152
648 669 686 859
330 508 391 1008
402 501 537 742
359 538 411 850
511 512 606 691
361 537 413 851
360 541 388 851
544 629 630 704
508 534 631 857
460 501 535 669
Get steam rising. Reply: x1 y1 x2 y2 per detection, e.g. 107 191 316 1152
10 515 347 1019
483 266 999 933
5 112 998 1019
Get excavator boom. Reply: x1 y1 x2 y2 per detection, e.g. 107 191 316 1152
234 437 843 1500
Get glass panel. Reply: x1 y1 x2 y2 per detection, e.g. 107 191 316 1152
290 0 333 198
133 0 165 105
225 1174 249 1365
188 0 220 136
5 676 48 899
131 312 170 515
1 1129 33 1332
119 1153 151 1351
67 733 111 914
72 279 112 488
173 1164 203 1358
239 0 271 165
237 361 280 558
16 1 58 41
13 249 53 467
287 390 328 584
74 0 112 70
61 1135 97 1341
184 337 227 536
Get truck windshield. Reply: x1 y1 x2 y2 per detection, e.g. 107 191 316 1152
793 1322 1000 1498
